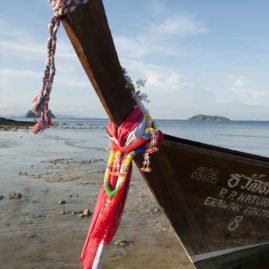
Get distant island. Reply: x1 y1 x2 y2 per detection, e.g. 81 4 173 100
26 110 55 118
188 114 230 121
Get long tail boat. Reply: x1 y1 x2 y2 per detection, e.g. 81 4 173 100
60 1 269 268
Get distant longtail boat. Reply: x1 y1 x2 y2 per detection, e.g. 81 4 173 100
60 1 269 268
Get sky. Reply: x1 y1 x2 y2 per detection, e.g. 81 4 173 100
1 0 269 120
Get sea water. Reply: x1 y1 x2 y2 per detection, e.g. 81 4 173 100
9 118 269 158
40 118 269 158
156 119 269 157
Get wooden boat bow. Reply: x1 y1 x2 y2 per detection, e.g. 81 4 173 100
61 1 269 268
61 0 136 126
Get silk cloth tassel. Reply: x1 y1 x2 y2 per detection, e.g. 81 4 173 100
80 107 144 269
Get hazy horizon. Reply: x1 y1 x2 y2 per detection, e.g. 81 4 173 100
1 1 269 120
2 113 269 122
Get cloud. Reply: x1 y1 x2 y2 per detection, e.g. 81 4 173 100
0 40 75 61
122 59 185 90
114 36 147 58
0 19 29 40
147 16 206 36
121 58 217 119
0 66 96 117
0 68 89 89
121 60 269 120
149 0 166 16
0 68 41 78
114 16 207 58
0 19 76 62
228 75 268 107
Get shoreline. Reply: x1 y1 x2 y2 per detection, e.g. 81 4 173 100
0 128 193 269
0 117 34 131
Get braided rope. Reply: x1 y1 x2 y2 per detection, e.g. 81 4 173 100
31 0 88 134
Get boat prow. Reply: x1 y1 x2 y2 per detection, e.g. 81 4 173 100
61 1 269 268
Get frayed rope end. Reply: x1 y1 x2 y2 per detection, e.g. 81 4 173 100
32 117 53 134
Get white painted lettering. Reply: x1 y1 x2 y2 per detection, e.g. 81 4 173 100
227 191 238 200
218 188 228 198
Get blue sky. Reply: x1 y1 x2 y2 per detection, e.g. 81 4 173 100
1 0 269 120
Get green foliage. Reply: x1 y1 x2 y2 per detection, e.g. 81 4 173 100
122 68 150 103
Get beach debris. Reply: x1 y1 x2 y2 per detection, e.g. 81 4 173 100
40 187 49 194
78 209 92 218
71 210 82 215
0 195 3 200
26 233 37 239
151 207 160 214
9 192 22 199
114 238 129 247
81 182 90 185
32 213 45 219
93 169 106 174
58 200 66 205
19 171 28 176
26 219 34 225
83 209 92 217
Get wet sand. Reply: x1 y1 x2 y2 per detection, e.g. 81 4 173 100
0 129 194 269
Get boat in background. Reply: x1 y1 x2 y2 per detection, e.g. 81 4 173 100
61 1 269 268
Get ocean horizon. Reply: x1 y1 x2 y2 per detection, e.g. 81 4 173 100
4 116 269 158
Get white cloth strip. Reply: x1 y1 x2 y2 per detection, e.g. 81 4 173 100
125 117 146 146
92 240 106 269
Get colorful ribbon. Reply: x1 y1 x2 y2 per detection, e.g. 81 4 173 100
31 0 88 133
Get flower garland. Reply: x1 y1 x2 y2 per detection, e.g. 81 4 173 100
80 107 163 269
103 113 161 197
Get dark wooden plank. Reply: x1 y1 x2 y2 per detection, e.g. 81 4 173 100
149 139 269 253
195 244 269 269
62 0 136 126
165 134 269 164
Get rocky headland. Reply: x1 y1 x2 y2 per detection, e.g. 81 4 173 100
188 114 230 121
26 110 55 118
0 117 34 131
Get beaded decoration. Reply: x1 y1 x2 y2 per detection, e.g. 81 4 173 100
104 151 134 197
103 113 162 197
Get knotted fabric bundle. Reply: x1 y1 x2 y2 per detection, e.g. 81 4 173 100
80 107 162 269
31 0 88 134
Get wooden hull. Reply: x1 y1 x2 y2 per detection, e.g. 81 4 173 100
153 135 269 268
61 1 269 268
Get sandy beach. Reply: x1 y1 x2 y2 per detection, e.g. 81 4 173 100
0 127 194 269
